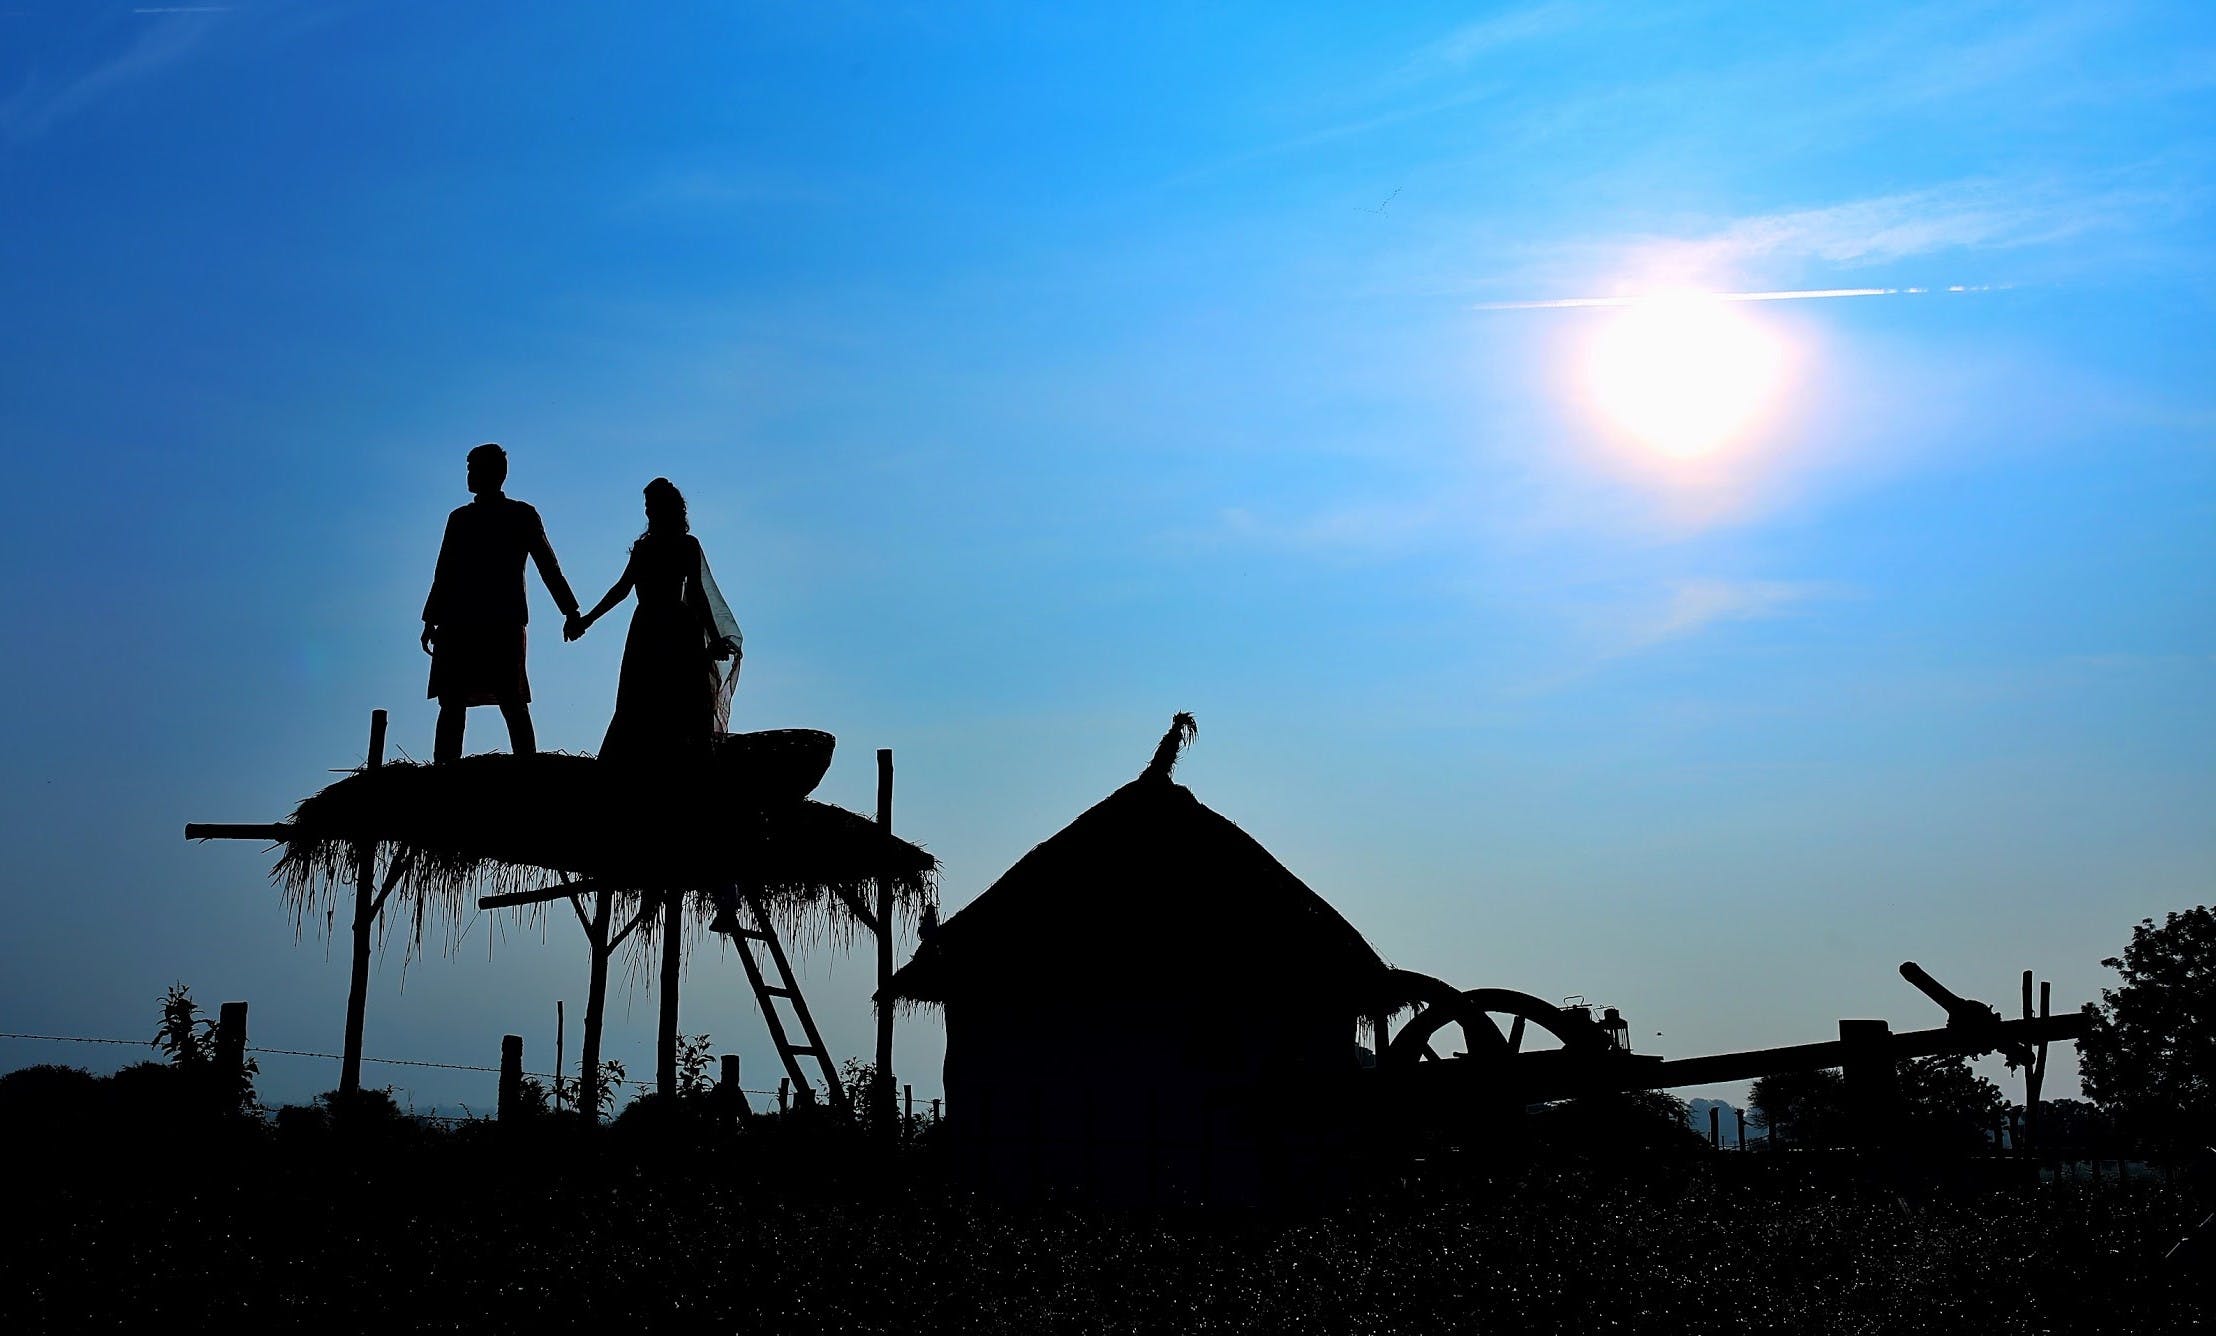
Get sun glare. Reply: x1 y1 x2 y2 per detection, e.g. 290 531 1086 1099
1582 294 1789 460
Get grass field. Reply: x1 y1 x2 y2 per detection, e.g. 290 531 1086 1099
4 1108 2206 1335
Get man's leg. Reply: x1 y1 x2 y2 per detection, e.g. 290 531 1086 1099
435 700 468 764
498 697 537 756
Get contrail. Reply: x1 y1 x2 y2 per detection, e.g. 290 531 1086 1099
1472 285 1999 311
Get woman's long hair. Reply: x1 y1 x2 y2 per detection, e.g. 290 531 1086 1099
641 476 689 541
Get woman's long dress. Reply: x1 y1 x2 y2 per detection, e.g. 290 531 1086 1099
598 533 726 767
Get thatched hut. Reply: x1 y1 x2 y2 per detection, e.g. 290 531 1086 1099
887 715 1394 1205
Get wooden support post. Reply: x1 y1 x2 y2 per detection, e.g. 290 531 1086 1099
873 747 895 1139
580 890 611 1120
2025 978 2052 1154
1709 1105 1721 1149
554 1000 565 1114
656 891 682 1100
1839 1019 1901 1156
778 1077 790 1113
720 1054 743 1122
339 709 387 1099
215 1001 248 1098
498 1034 523 1121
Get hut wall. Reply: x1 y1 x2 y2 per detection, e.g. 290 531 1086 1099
943 993 1366 1207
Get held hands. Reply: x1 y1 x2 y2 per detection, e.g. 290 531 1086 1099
564 611 590 642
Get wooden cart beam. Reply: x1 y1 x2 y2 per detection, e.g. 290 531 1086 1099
185 823 294 842
1501 1011 2092 1103
479 881 601 910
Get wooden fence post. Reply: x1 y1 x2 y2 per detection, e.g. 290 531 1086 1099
339 709 387 1099
1839 1019 1901 1156
1734 1106 1746 1150
904 1084 914 1141
1709 1105 1721 1149
720 1054 743 1122
931 1097 941 1124
554 1000 565 1114
215 1001 248 1097
498 1034 524 1121
778 1077 790 1114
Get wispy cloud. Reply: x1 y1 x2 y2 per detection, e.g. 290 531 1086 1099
1469 175 2181 306
1672 182 2139 269
1215 499 1452 561
1394 2 1584 83
1 14 223 143
1617 579 1830 654
1473 285 2000 310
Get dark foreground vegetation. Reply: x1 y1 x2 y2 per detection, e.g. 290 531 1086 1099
3 1081 2206 1336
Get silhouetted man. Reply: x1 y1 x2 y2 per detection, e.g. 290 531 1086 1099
421 443 580 763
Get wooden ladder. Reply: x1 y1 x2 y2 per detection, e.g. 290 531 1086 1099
720 885 846 1110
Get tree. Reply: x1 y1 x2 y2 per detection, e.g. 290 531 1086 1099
2080 905 2216 1152
2013 1098 2118 1158
1897 1053 2006 1152
1527 1089 1704 1154
1748 1068 1849 1148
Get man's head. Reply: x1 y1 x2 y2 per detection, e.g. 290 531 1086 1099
466 443 509 495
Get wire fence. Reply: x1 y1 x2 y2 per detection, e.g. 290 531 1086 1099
0 1029 934 1112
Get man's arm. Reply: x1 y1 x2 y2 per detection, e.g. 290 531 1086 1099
526 509 581 620
422 512 458 653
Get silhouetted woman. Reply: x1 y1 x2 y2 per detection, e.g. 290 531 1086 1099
568 478 742 765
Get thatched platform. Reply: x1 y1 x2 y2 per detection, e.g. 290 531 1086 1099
269 749 935 950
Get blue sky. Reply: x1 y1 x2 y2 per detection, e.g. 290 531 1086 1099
1 2 2211 1114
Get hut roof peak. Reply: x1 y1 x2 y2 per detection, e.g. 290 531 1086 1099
1140 711 1197 784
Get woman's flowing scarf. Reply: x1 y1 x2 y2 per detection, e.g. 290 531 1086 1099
695 548 744 734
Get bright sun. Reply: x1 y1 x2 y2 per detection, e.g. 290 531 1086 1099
1582 294 1789 460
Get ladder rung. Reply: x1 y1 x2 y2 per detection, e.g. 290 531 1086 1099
784 1045 823 1058
761 986 796 999
728 927 771 941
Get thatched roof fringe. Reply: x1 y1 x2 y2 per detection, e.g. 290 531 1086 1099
270 753 937 963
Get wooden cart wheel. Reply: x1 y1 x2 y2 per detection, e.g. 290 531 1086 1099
1381 976 1615 1069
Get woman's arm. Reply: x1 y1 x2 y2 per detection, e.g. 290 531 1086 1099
571 552 636 637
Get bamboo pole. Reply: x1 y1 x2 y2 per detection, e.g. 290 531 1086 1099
580 889 612 1119
874 747 895 1138
656 890 682 1099
339 709 387 1098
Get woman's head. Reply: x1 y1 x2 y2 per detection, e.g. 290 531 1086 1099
643 477 689 536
